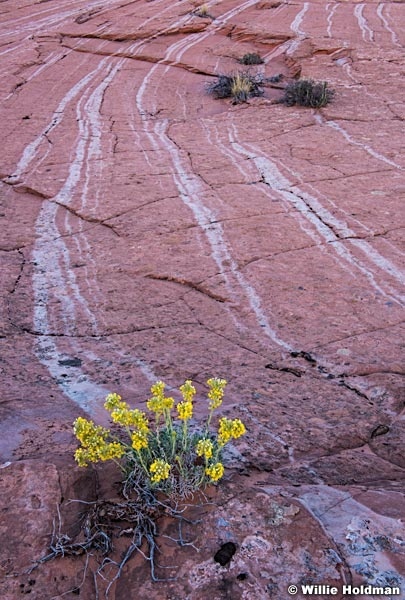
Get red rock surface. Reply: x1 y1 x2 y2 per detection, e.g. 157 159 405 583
0 0 404 598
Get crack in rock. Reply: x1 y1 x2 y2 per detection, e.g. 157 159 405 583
145 273 229 303
10 249 26 295
52 200 120 236
14 321 199 338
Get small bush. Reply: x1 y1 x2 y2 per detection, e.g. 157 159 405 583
193 4 212 18
207 72 264 104
267 73 283 83
35 379 247 588
281 79 334 108
73 378 246 501
239 53 264 65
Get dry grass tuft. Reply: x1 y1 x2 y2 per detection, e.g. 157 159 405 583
193 3 213 18
281 79 334 108
238 53 264 65
207 72 264 104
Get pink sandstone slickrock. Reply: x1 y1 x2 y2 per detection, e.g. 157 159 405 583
0 0 404 597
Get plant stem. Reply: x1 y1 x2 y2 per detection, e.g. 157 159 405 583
182 421 188 452
206 408 215 433
112 458 126 473
136 450 149 477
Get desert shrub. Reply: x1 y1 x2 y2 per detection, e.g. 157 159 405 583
239 52 264 65
35 380 246 586
193 4 212 18
73 378 246 501
207 72 264 104
267 73 283 83
281 78 334 108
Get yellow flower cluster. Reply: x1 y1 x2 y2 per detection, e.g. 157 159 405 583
229 418 245 438
218 417 246 446
104 392 122 410
179 380 196 402
196 438 213 460
207 377 227 410
205 462 224 482
97 441 125 461
177 401 193 421
131 430 149 451
104 394 149 431
147 381 174 415
73 378 246 497
74 416 108 445
73 417 125 467
176 380 195 421
149 459 171 483
151 381 165 397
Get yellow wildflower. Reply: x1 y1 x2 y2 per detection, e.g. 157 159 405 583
163 396 174 410
111 406 149 430
74 447 90 467
131 409 149 432
150 380 165 398
147 395 165 415
73 417 109 447
105 394 150 430
196 438 213 460
74 431 124 466
147 394 174 415
179 380 196 402
98 442 125 461
177 401 193 421
205 462 224 482
231 418 246 439
87 446 103 463
149 459 171 483
218 417 233 446
207 377 227 410
104 393 124 411
131 430 149 451
218 417 246 446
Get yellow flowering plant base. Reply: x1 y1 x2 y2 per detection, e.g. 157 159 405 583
73 378 246 503
33 379 246 588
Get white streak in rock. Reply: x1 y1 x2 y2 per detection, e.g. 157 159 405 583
289 187 353 239
203 122 253 183
229 136 335 245
35 335 108 414
290 2 309 36
164 0 259 68
228 131 404 305
152 118 291 350
349 239 405 287
287 2 309 55
0 0 124 40
29 61 117 411
377 3 400 47
354 4 374 43
33 62 123 334
3 50 74 101
10 5 199 413
326 3 338 38
134 0 294 350
33 203 97 334
81 61 122 210
314 114 403 172
9 61 107 182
